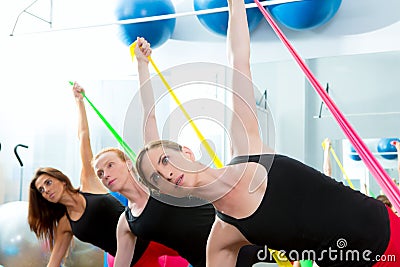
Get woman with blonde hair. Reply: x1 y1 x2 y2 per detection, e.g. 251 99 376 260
92 37 269 267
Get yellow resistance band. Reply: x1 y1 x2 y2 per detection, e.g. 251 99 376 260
130 41 223 169
322 141 355 189
130 41 292 267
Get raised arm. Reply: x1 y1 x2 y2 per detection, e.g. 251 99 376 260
227 0 269 156
46 216 74 267
135 37 160 145
72 82 107 193
114 213 138 267
322 138 332 176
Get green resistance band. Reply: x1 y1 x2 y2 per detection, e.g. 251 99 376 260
69 81 136 162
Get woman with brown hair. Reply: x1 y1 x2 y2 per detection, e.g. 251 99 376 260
27 82 181 267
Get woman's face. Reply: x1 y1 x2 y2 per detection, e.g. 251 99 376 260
35 174 65 203
94 151 132 192
140 146 199 195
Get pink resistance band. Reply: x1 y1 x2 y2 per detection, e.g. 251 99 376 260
253 0 400 212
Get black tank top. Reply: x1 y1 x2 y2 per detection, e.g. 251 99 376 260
216 154 390 267
66 192 149 265
125 194 215 267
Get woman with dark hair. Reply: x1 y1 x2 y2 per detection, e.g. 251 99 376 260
28 83 182 267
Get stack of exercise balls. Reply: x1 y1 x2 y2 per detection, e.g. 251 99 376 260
114 0 343 47
115 0 176 48
348 138 400 161
193 0 342 35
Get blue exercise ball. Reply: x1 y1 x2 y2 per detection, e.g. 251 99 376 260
115 0 176 48
267 0 342 31
193 0 263 36
349 145 361 161
377 138 400 160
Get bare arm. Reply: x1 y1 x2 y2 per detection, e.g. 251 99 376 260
114 213 137 267
46 216 74 267
227 0 269 156
207 217 249 267
135 37 160 144
72 82 107 193
322 138 332 176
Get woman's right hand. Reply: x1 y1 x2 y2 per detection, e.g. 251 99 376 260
72 82 85 102
134 37 152 64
